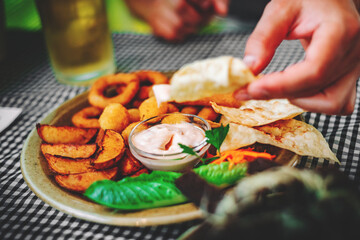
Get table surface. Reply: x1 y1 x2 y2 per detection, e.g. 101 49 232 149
1 30 360 239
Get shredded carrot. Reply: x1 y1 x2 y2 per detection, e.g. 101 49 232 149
209 148 275 169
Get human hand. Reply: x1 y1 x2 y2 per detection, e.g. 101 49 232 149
234 0 360 115
125 0 229 41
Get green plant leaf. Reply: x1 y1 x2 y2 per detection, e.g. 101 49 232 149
179 143 198 157
194 162 247 186
84 171 186 210
205 124 229 152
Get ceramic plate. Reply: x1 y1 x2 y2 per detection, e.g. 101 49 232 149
20 91 299 226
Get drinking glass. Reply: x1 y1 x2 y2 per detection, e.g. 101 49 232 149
36 0 116 85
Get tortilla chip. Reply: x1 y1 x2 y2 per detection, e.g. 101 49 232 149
221 120 339 163
170 56 256 102
212 99 305 127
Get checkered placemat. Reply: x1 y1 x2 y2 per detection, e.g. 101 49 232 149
1 31 359 239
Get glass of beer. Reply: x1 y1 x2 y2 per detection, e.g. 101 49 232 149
36 0 116 86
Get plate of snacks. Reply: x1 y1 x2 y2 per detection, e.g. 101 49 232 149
21 56 339 226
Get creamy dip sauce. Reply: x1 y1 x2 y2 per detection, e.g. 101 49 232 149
131 123 205 155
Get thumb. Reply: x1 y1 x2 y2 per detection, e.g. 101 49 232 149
243 2 296 75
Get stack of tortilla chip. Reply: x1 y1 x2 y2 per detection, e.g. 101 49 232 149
211 99 339 163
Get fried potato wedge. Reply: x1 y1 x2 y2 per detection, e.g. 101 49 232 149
44 154 122 175
94 129 125 164
36 124 97 144
129 168 150 177
118 150 144 176
41 144 97 159
54 167 118 192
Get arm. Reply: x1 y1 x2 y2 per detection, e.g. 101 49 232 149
235 0 360 115
124 0 228 41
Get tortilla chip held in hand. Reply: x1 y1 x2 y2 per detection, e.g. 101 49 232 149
153 56 257 104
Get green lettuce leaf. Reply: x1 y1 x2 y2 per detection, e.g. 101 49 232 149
84 171 186 210
194 162 247 186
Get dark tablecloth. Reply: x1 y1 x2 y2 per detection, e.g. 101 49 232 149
1 31 359 239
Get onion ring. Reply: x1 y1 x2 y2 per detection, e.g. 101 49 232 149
134 71 169 100
71 106 102 128
88 73 140 109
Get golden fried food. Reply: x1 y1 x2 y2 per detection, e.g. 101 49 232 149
71 106 102 128
139 97 168 121
98 103 130 132
161 113 190 124
198 107 219 121
180 106 199 115
138 86 152 100
121 121 141 144
36 124 98 144
167 103 179 113
130 168 150 177
134 71 169 100
41 143 97 159
88 73 139 108
118 149 144 176
128 108 140 123
94 129 126 164
44 153 122 175
54 167 118 192
179 92 243 108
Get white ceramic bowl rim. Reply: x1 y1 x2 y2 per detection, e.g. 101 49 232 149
128 113 211 159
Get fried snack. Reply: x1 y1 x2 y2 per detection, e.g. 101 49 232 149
71 106 102 128
128 108 140 123
54 167 118 192
134 71 169 100
44 154 122 175
88 73 140 108
161 113 190 124
167 103 179 113
206 120 221 128
139 97 168 121
41 143 97 159
179 92 243 108
130 168 150 177
221 120 339 163
180 106 200 115
94 129 125 164
99 103 130 132
211 99 305 127
138 86 152 100
36 124 98 144
118 149 144 176
121 121 143 144
198 107 219 121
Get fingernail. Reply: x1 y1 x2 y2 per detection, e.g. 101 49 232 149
234 89 251 100
243 55 257 68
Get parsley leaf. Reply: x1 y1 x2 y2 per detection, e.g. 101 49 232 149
178 143 198 156
179 124 229 165
205 124 229 152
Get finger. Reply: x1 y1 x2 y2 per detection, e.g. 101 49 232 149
212 0 229 16
243 1 297 74
176 1 203 25
289 66 360 115
247 23 348 99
